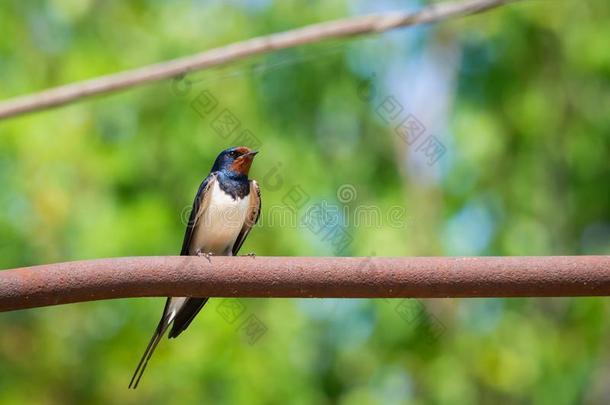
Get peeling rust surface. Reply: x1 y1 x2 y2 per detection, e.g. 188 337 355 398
0 256 609 312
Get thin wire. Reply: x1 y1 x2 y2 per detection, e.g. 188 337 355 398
185 42 347 86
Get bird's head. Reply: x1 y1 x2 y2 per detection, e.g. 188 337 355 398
211 146 259 178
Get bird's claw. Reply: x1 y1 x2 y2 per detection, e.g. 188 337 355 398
196 250 214 263
245 252 256 259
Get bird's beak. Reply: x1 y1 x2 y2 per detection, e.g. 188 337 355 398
245 150 259 158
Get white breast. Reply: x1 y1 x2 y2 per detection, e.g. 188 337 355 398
167 180 251 319
188 181 250 256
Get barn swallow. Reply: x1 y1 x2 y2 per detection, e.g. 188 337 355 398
129 146 261 389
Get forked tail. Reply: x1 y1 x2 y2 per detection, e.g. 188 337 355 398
128 314 172 389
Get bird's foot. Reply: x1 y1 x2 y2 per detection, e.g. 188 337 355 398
196 250 215 263
243 252 256 259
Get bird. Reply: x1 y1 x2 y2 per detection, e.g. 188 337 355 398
129 146 261 389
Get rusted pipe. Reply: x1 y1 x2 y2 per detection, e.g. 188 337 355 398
0 256 609 312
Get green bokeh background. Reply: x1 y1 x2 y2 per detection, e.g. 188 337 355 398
1 1 609 404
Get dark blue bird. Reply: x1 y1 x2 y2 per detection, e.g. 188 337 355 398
129 146 261 388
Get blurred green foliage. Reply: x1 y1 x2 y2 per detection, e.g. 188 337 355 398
0 1 609 404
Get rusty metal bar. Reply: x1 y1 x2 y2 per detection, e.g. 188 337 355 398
0 256 609 312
